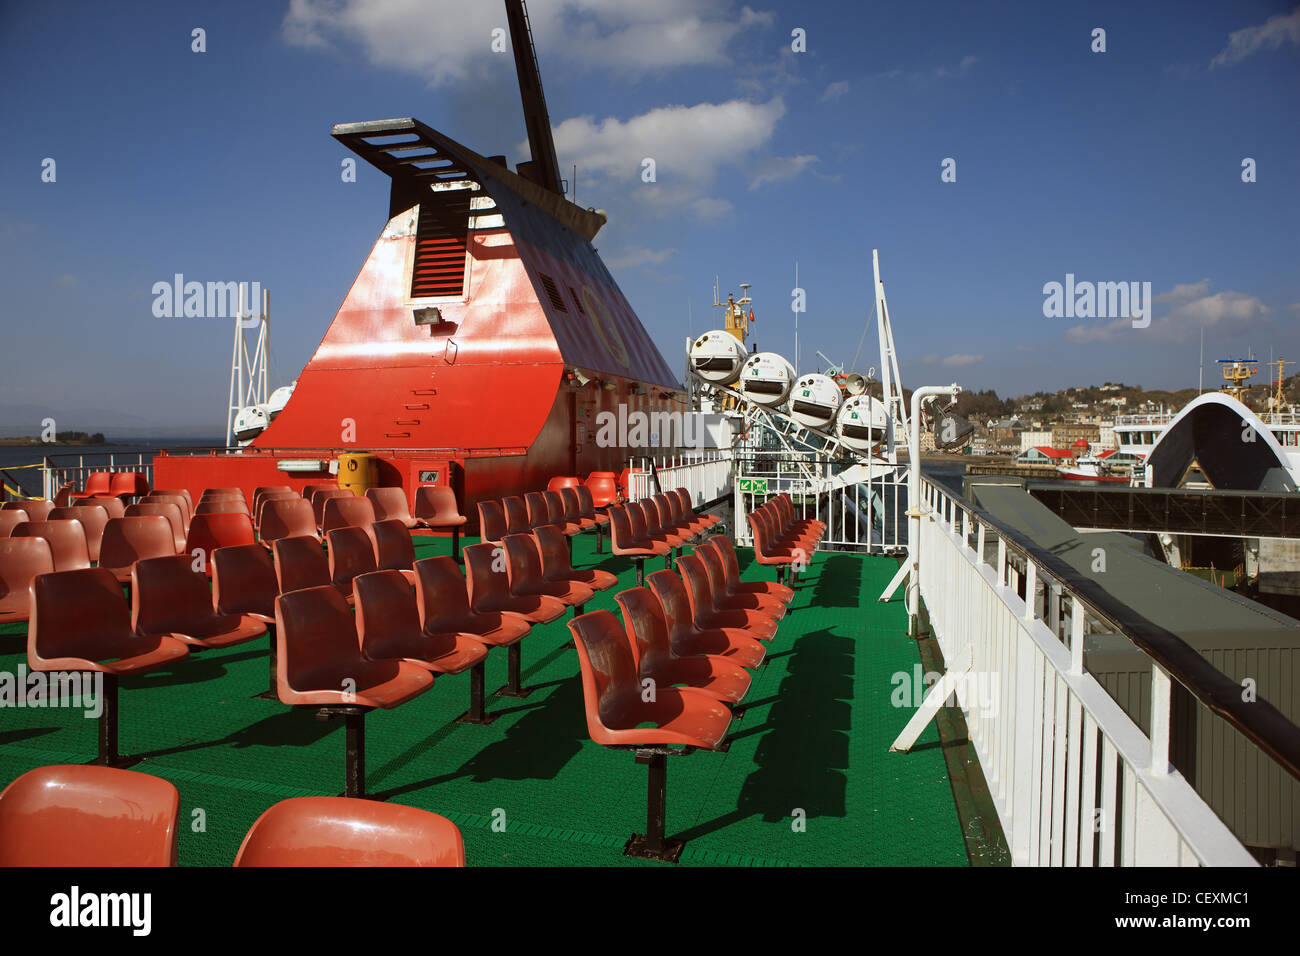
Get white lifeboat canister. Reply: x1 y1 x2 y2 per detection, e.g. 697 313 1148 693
267 381 296 422
739 352 795 406
233 404 270 445
835 395 888 452
787 374 843 430
689 331 747 385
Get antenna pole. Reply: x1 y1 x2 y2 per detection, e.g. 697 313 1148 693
794 260 800 373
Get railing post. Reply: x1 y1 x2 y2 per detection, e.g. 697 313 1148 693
1023 559 1038 621
1150 664 1171 776
997 537 1007 588
1069 595 1085 675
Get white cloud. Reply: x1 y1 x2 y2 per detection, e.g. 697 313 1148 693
283 0 776 82
936 54 978 78
821 80 850 101
747 154 818 189
941 353 983 367
1065 279 1271 344
1211 7 1300 67
547 98 797 217
606 246 677 271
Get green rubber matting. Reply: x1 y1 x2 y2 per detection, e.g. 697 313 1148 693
0 534 968 866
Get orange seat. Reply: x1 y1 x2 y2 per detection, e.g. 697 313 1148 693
0 537 54 623
546 476 581 493
757 501 817 551
477 499 509 547
46 505 109 563
568 609 732 861
259 497 319 547
0 511 23 538
355 569 490 722
584 472 619 508
252 486 294 522
98 516 178 585
615 586 752 705
253 491 298 531
609 505 667 586
234 796 464 867
695 542 787 620
746 511 799 586
646 569 766 669
12 519 90 572
533 524 617 593
151 488 195 514
664 491 710 536
631 499 686 550
184 513 256 575
503 533 594 614
201 487 246 501
674 487 720 529
616 467 631 499
559 487 597 531
132 555 266 650
463 544 555 700
82 472 113 498
677 553 777 640
0 765 179 866
326 526 378 597
310 489 352 531
414 556 530 723
524 491 553 532
108 472 149 499
75 495 127 519
365 487 418 530
301 483 337 500
542 490 583 536
29 568 189 765
708 535 794 605
574 484 609 553
368 518 418 584
502 496 532 536
125 502 187 552
775 492 826 535
195 498 250 516
413 486 467 561
212 543 280 699
142 493 191 530
273 535 351 604
321 495 376 535
274 585 433 797
1 499 54 521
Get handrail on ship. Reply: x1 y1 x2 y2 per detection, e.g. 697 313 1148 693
923 475 1300 784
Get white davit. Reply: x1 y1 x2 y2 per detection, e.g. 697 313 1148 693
835 394 889 452
739 352 796 406
689 331 748 385
787 374 843 430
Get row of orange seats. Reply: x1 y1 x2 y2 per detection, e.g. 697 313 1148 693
0 765 464 867
747 494 826 585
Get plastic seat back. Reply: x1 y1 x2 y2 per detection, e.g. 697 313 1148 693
546 476 581 493
322 496 376 534
584 472 618 508
609 506 638 551
533 524 575 578
477 500 508 544
0 511 24 537
273 585 362 691
0 765 179 866
143 493 191 526
201 487 246 501
413 486 465 527
542 491 568 527
29 567 137 667
151 488 195 512
109 472 149 499
253 491 297 528
125 502 186 551
83 472 113 497
462 542 511 612
575 484 601 520
273 536 331 595
0 537 54 618
311 489 352 529
675 554 715 625
646 569 697 644
626 500 654 540
2 499 54 521
76 496 127 519
502 533 546 594
12 519 90 572
354 569 424 658
366 487 414 524
614 586 672 670
559 487 585 525
184 513 256 573
212 543 277 619
568 609 640 730
414 555 473 630
253 486 294 516
695 544 734 607
131 554 216 636
502 496 531 535
369 518 416 574
98 516 177 576
196 498 250 516
327 527 377 594
524 492 551 529
47 505 109 562
301 484 337 500
234 796 464 867
259 497 316 543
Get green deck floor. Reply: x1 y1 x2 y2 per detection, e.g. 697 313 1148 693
0 535 968 866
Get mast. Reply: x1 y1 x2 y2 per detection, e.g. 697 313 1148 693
504 0 564 196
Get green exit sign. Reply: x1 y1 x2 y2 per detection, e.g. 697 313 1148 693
738 478 768 495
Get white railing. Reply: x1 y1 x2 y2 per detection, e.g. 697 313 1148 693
916 476 1264 866
39 455 154 501
627 451 732 509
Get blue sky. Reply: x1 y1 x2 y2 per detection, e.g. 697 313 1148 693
1 0 1297 435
